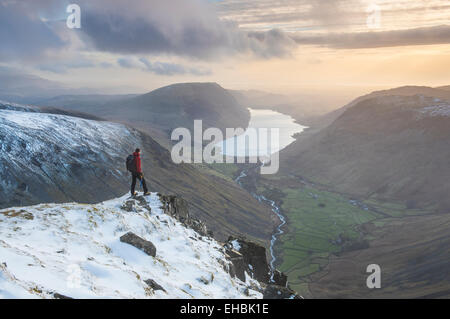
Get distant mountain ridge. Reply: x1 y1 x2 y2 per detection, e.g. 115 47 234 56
35 83 250 148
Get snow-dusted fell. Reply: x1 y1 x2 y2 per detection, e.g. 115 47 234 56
0 193 262 299
0 102 144 208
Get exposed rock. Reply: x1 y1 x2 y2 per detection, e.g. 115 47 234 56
224 248 247 282
144 279 166 292
119 232 156 257
271 270 288 287
198 276 211 285
53 292 73 299
225 236 290 288
121 200 135 212
225 236 270 284
158 194 208 236
263 285 300 299
121 196 152 213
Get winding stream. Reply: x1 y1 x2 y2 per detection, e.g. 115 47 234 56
229 108 305 281
235 167 286 281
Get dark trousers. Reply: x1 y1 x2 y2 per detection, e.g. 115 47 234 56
131 172 148 195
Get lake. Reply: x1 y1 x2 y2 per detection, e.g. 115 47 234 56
217 108 307 157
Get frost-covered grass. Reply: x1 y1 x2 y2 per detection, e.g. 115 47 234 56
0 193 262 299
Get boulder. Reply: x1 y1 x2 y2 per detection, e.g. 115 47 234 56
119 232 156 257
53 292 73 299
144 279 166 292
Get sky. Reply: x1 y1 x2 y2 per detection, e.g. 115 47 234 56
1 0 449 97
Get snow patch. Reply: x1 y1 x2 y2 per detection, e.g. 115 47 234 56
419 104 450 117
231 239 241 252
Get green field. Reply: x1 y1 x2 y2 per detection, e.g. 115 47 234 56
273 186 380 295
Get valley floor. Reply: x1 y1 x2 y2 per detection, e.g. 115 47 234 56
256 174 450 298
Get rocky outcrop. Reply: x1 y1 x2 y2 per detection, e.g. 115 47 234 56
125 194 298 299
271 270 288 288
158 194 210 237
224 236 271 284
224 248 247 282
223 236 299 299
119 232 156 257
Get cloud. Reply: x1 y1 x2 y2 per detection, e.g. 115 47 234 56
291 25 450 49
77 0 295 59
0 1 65 61
117 57 212 76
1 0 449 69
37 59 96 74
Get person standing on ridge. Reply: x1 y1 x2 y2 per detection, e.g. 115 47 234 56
126 148 150 197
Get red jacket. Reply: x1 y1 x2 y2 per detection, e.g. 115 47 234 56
133 152 142 173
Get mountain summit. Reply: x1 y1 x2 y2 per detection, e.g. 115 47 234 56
0 193 297 299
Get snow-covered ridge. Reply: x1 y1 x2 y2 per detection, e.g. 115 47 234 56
0 193 262 299
0 103 142 208
0 101 37 113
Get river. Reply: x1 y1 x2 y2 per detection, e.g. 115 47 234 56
232 108 306 281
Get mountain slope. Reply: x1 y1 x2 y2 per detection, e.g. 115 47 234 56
0 102 274 243
310 85 450 129
282 94 450 212
0 193 263 298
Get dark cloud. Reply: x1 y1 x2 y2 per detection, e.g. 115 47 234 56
77 0 295 59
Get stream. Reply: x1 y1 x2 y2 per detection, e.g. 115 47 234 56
230 108 305 281
235 166 286 282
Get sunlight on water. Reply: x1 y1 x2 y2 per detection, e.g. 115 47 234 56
217 108 307 157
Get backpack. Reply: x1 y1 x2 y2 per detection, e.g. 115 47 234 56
126 154 136 173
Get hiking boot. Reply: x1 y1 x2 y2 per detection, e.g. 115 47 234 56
131 192 138 197
143 191 151 196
